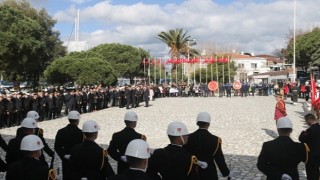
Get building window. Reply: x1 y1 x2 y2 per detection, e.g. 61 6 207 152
251 63 257 68
240 73 247 82
238 63 244 68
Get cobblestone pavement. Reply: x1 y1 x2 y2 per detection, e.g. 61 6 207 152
0 96 309 179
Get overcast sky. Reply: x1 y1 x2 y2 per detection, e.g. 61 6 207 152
17 0 320 57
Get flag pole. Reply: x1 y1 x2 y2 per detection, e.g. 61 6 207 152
199 57 202 83
154 58 156 84
143 58 146 85
216 56 219 83
206 59 208 84
222 56 225 83
159 58 162 85
211 57 213 80
228 55 231 83
193 57 196 84
148 58 151 84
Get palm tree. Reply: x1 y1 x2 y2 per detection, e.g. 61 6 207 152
157 28 198 82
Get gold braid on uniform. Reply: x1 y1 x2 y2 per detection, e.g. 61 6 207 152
304 143 310 164
213 137 221 156
141 134 147 141
48 169 57 180
38 128 44 136
187 156 198 176
100 149 108 170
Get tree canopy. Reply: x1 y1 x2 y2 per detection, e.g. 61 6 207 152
283 27 320 67
0 0 66 86
44 43 149 86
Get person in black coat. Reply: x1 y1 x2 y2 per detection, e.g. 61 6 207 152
0 94 6 128
257 117 309 180
70 120 114 180
16 111 55 164
147 121 199 180
0 134 8 172
299 113 320 180
6 135 49 180
6 118 38 166
125 86 132 109
109 139 152 180
54 110 83 180
108 111 147 174
184 112 230 180
143 86 150 107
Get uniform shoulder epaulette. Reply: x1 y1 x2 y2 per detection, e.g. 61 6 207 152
38 128 44 136
100 149 108 170
213 137 221 156
187 155 198 175
141 134 147 141
304 143 310 164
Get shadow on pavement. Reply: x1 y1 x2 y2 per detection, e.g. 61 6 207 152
261 128 278 139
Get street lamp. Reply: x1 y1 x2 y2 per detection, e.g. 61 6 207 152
187 38 196 84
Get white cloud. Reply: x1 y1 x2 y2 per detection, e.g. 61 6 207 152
70 0 92 5
55 0 320 56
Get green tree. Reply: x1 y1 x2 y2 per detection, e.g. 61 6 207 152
44 52 117 86
283 27 320 67
157 28 198 81
0 0 66 87
45 43 148 85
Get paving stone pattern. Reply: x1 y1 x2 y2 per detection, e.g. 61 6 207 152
0 96 308 179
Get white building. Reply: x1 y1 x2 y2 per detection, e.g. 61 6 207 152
65 41 90 53
231 54 270 82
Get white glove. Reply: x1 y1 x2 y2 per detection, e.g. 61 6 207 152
64 154 71 160
120 156 127 162
228 170 235 178
197 160 208 169
149 148 155 155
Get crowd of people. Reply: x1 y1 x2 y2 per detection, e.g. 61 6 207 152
0 80 319 179
0 80 310 130
0 110 232 180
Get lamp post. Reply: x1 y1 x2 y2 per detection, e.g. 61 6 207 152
187 38 196 84
293 0 296 83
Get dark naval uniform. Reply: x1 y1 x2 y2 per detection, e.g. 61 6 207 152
184 129 230 180
257 136 309 180
54 124 83 179
0 134 8 172
109 168 152 180
147 144 199 180
70 140 115 180
16 127 54 165
299 123 320 180
6 157 49 180
108 127 146 173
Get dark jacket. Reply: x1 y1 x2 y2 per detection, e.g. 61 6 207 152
184 129 230 180
70 140 115 180
6 157 49 180
109 168 152 180
147 144 199 180
108 127 146 174
257 136 308 180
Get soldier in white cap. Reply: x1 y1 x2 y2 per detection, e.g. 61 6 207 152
109 139 152 180
257 117 309 179
184 112 230 180
147 121 199 180
6 135 49 180
54 110 83 179
70 120 115 179
17 111 54 163
108 111 147 174
6 118 38 166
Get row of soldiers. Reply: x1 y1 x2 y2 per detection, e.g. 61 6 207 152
0 85 151 129
1 110 319 179
0 110 231 180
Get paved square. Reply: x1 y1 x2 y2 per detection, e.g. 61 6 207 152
0 96 308 179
